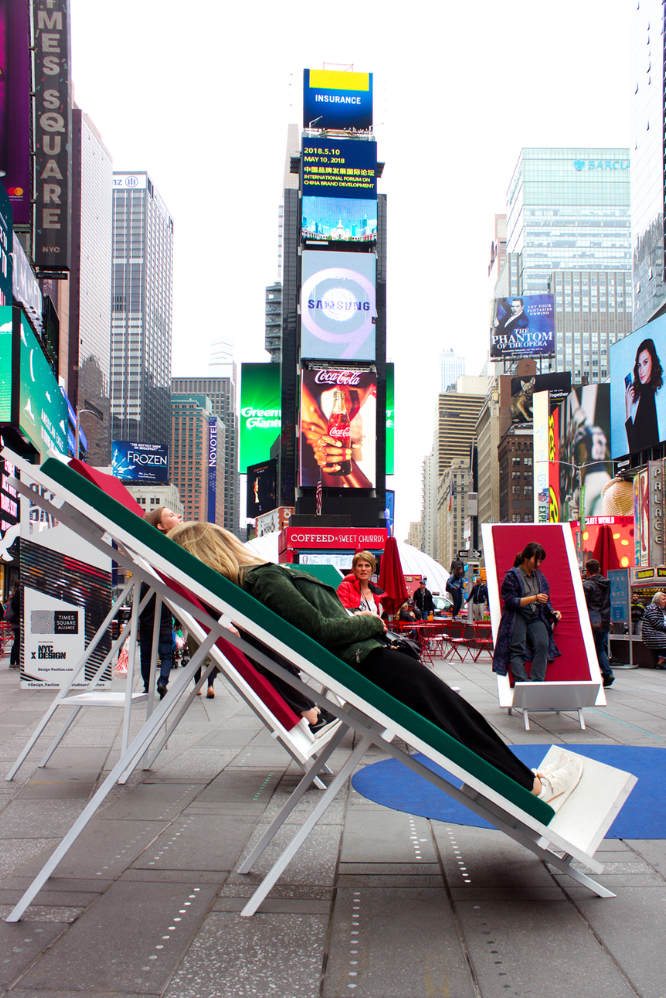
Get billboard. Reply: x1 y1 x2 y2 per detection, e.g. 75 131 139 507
299 367 376 488
0 306 69 459
303 68 373 131
610 312 666 458
246 458 277 519
111 441 169 483
303 198 378 243
0 0 31 224
490 295 555 359
301 251 376 361
0 182 11 306
553 384 612 523
239 362 281 473
386 362 394 475
302 138 377 199
500 372 571 424
533 390 549 524
32 0 72 270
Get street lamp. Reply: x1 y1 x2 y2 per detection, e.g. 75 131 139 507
74 398 104 461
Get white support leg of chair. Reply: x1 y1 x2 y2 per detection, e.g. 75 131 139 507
578 709 586 730
523 709 530 731
240 731 373 917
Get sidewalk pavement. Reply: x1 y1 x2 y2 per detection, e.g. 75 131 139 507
0 650 665 998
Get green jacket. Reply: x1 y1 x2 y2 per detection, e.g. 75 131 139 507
241 564 385 665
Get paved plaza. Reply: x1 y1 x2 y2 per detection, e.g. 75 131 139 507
0 647 665 998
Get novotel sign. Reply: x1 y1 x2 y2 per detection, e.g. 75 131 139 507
280 527 387 551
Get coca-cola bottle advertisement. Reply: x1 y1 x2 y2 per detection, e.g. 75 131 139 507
300 368 377 488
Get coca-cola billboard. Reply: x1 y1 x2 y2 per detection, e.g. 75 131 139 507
299 367 376 489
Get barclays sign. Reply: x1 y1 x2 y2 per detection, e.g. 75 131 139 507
573 159 630 171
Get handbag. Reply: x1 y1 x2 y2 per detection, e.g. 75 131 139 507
588 608 603 632
380 630 422 660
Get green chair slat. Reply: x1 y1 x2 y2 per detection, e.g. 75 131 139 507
42 457 555 826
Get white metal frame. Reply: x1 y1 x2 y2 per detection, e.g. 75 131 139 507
3 451 637 922
482 522 606 729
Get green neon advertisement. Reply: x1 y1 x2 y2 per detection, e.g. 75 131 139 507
18 310 68 458
0 305 12 422
386 363 394 475
240 363 281 473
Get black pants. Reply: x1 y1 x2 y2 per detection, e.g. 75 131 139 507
10 625 20 666
509 613 549 682
357 647 535 791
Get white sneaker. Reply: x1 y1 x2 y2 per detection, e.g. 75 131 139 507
531 748 570 780
538 754 584 812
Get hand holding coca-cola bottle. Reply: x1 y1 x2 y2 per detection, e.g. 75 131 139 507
316 389 352 476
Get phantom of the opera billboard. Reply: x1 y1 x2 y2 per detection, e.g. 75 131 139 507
299 368 376 489
300 251 376 362
490 294 555 359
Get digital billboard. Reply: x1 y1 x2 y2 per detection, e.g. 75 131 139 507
500 372 571 425
246 458 277 519
32 0 72 270
301 251 376 361
552 383 612 523
303 198 378 243
0 306 69 459
0 181 12 307
490 294 555 359
111 441 169 484
303 68 373 131
610 312 666 458
299 367 376 489
240 363 281 473
386 363 394 476
302 138 377 199
0 0 31 225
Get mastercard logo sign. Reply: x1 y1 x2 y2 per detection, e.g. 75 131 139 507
6 188 24 197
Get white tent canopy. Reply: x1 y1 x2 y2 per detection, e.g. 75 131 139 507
244 534 454 593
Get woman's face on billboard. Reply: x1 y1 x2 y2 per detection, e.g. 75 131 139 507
638 349 653 385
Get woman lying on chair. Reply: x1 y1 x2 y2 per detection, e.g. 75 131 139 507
167 522 582 811
494 542 562 684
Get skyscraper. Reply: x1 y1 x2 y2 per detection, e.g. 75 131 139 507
171 369 239 537
110 172 173 447
440 349 466 392
497 148 632 381
69 110 113 464
631 0 666 328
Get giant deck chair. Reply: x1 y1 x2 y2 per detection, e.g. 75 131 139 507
4 449 636 922
482 523 606 730
6 456 340 790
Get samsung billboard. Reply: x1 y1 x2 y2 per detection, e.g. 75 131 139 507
303 68 373 131
301 251 376 362
111 441 169 484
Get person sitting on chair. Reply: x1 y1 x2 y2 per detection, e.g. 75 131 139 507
494 543 562 683
167 521 583 810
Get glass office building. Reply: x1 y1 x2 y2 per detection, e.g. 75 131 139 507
631 0 666 329
505 147 631 292
110 172 173 447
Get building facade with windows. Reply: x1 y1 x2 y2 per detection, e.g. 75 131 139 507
437 459 471 571
170 394 225 524
498 427 534 523
110 172 173 448
171 375 239 536
631 0 666 328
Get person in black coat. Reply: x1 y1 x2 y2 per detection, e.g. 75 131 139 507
8 583 21 669
413 581 435 620
582 559 614 687
625 337 663 453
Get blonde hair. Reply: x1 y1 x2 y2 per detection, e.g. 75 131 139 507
144 507 167 530
352 550 376 573
652 591 666 605
167 521 267 585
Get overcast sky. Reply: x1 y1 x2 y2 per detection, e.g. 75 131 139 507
69 0 632 538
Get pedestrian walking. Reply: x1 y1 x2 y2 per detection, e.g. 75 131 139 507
582 559 614 688
6 582 21 670
465 577 488 621
413 580 435 620
445 567 465 619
